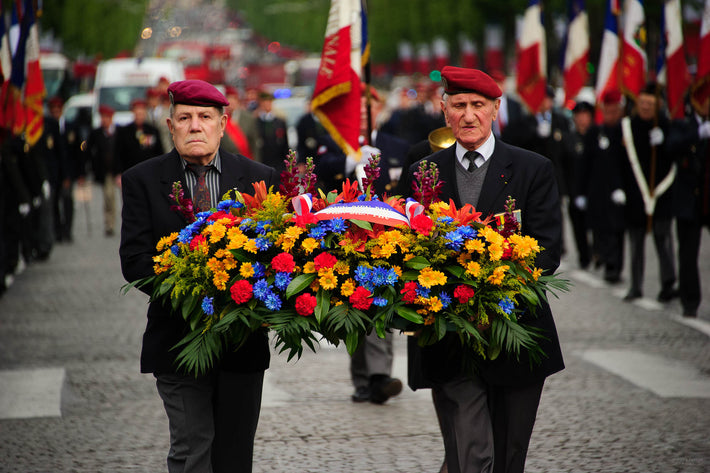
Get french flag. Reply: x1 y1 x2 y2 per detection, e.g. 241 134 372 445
620 0 647 98
692 0 710 110
516 0 547 113
595 0 621 115
658 0 690 119
562 0 590 102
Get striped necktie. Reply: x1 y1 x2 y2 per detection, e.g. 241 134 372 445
187 164 213 213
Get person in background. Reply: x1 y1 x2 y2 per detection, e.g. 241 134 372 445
222 86 258 161
115 98 164 177
255 90 289 174
621 83 678 302
87 105 119 237
120 79 278 473
147 86 173 154
669 96 710 317
489 70 524 142
579 90 628 283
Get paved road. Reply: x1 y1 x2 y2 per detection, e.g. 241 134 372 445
1 184 709 472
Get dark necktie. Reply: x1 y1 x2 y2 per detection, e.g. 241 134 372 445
464 151 482 172
187 164 213 213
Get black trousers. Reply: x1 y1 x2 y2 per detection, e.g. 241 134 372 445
627 219 676 295
155 370 264 473
676 218 708 314
567 202 591 268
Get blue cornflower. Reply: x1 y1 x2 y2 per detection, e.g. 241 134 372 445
264 293 282 311
252 262 266 278
201 296 214 315
196 210 212 218
373 297 388 307
274 272 292 291
255 220 271 235
498 296 515 315
177 227 193 244
459 226 477 239
329 218 347 233
254 238 272 251
357 194 367 201
444 229 464 250
372 267 389 286
384 268 398 285
239 218 253 231
253 279 270 300
308 225 327 239
440 292 452 309
416 284 430 298
170 244 179 256
354 265 372 285
437 216 455 225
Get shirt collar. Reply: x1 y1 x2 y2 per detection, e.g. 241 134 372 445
181 150 222 172
456 132 496 166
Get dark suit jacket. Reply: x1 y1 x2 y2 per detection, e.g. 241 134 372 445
115 122 164 173
400 140 565 388
119 148 279 375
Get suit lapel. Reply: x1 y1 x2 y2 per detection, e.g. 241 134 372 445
477 141 513 216
158 150 191 225
218 149 246 196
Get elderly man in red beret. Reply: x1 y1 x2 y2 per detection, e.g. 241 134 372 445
399 66 564 473
119 79 279 473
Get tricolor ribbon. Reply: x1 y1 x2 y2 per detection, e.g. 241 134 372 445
292 193 313 216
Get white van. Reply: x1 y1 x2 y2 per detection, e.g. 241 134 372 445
92 57 185 128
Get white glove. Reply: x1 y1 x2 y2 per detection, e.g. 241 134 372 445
41 180 51 200
345 155 358 176
698 121 710 140
649 127 664 146
574 196 587 210
18 203 31 217
360 144 381 163
611 188 626 206
537 120 552 138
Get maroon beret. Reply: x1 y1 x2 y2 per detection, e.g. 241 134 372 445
168 80 229 107
130 98 148 109
441 66 502 99
98 104 114 116
601 89 622 105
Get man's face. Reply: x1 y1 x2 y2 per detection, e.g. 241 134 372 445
636 93 657 121
100 113 113 129
360 95 383 135
132 105 148 126
441 92 500 151
602 103 623 126
167 104 226 164
573 110 593 135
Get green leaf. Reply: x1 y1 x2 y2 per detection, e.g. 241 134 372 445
229 249 251 262
444 265 465 278
285 273 317 299
315 288 330 323
182 293 197 320
395 305 424 324
349 219 372 230
404 256 431 270
345 331 361 355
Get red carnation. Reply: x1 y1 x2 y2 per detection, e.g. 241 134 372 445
411 214 434 236
349 286 373 311
313 252 338 270
230 280 253 305
207 210 228 221
295 293 318 316
189 234 207 251
271 252 296 273
400 281 418 303
453 285 476 304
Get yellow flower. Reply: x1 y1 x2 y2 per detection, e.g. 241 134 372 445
481 226 504 246
391 265 402 277
426 296 443 313
206 257 224 273
156 232 178 251
509 234 540 260
465 261 481 278
487 265 509 285
418 267 448 288
239 262 255 278
319 271 338 290
334 260 350 275
465 238 486 254
284 225 305 240
340 278 356 297
371 243 396 259
303 261 316 274
488 243 503 261
302 238 319 254
213 270 229 290
226 228 247 250
532 267 543 281
457 252 472 266
206 223 226 243
243 239 258 254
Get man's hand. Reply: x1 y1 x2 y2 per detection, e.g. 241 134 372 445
611 188 626 205
574 195 587 210
18 203 31 217
698 121 710 140
41 180 51 200
537 120 551 138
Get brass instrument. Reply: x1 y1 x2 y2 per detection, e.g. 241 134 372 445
427 126 455 152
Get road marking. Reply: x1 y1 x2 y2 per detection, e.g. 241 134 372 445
671 314 710 338
0 368 65 419
579 349 710 398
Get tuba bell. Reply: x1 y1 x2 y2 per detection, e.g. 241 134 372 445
427 126 456 152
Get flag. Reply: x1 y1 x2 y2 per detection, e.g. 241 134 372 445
458 34 479 69
659 0 690 119
432 37 449 72
517 0 547 113
692 0 710 110
620 0 647 98
21 0 45 146
562 0 590 102
595 0 621 117
311 0 363 158
0 1 14 129
8 0 26 136
484 24 505 72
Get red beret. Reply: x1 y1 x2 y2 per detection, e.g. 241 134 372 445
98 104 114 116
168 80 229 107
489 70 506 83
48 96 64 107
601 89 622 105
224 85 239 97
146 87 160 98
441 66 502 99
131 98 148 109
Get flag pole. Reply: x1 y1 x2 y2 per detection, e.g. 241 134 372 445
362 0 372 146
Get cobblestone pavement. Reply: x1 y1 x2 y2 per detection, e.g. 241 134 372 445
1 184 709 472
